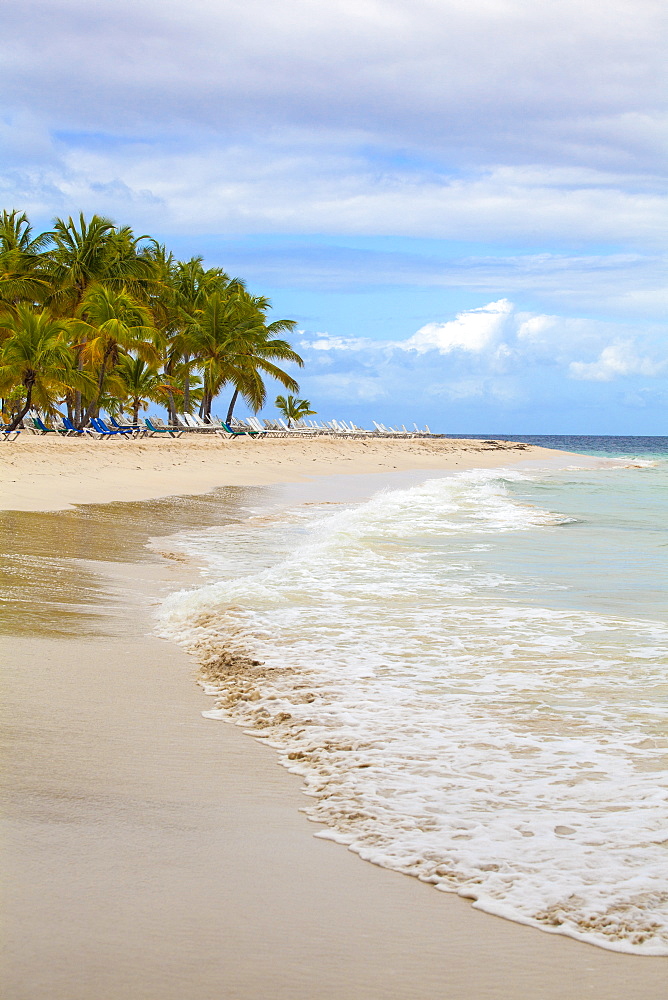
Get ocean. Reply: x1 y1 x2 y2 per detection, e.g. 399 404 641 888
158 436 668 955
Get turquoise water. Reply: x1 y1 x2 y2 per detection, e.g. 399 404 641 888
159 441 668 955
481 465 667 619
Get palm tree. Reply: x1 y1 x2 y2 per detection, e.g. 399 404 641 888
43 213 160 425
0 307 94 430
45 213 157 313
114 355 176 424
0 210 52 311
75 284 158 424
188 288 302 421
166 257 243 417
223 302 302 423
0 209 304 427
275 394 317 427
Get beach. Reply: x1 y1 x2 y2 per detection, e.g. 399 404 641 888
2 437 666 999
0 434 556 512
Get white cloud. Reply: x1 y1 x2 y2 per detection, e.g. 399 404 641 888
300 302 668 378
5 1 666 168
306 373 388 401
1 1 666 249
401 299 513 354
297 302 668 406
7 142 666 250
308 335 372 352
569 342 666 381
290 300 668 429
516 315 559 341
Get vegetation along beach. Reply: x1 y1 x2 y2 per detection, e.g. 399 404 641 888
2 0 667 994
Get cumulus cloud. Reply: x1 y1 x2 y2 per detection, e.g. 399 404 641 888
301 301 668 377
569 342 666 381
401 300 513 354
293 300 668 425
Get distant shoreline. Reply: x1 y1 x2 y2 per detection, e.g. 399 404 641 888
0 435 575 512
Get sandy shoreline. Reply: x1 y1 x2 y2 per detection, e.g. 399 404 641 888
0 435 570 511
2 445 666 998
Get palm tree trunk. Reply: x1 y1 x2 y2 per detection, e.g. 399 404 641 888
225 388 239 424
6 382 33 432
166 389 176 423
82 354 109 425
74 345 84 427
183 354 191 413
163 358 176 423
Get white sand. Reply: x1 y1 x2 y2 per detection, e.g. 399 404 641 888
0 434 566 511
2 441 666 998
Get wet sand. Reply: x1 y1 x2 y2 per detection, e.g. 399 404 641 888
2 477 667 999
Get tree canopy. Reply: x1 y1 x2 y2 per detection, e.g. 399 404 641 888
0 210 303 430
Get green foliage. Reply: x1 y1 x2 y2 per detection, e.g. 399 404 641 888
275 394 317 426
0 210 304 429
0 307 95 430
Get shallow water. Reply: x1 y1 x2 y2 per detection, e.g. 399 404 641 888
159 444 668 955
0 488 266 636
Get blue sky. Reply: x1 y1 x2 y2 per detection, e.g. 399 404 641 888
2 0 667 432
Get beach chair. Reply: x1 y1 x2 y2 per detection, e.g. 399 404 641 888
202 415 232 437
109 415 146 437
173 414 196 431
277 418 310 436
221 421 256 437
32 415 61 434
246 417 268 437
305 419 329 435
0 426 20 440
413 423 433 437
61 416 89 436
181 413 219 432
90 416 131 439
156 416 188 434
143 417 183 438
192 414 221 430
98 416 134 436
262 419 289 437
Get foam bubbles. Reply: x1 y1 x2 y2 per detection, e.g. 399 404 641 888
159 468 668 955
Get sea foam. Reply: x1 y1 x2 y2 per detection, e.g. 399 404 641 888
158 468 668 954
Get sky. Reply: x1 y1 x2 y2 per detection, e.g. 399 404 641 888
2 0 667 433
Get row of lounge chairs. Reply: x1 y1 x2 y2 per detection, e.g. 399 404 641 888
0 414 265 440
1 412 437 440
226 417 434 438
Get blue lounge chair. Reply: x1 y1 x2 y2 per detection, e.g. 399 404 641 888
90 416 130 438
61 416 85 435
97 416 133 436
1 426 20 440
109 415 145 436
